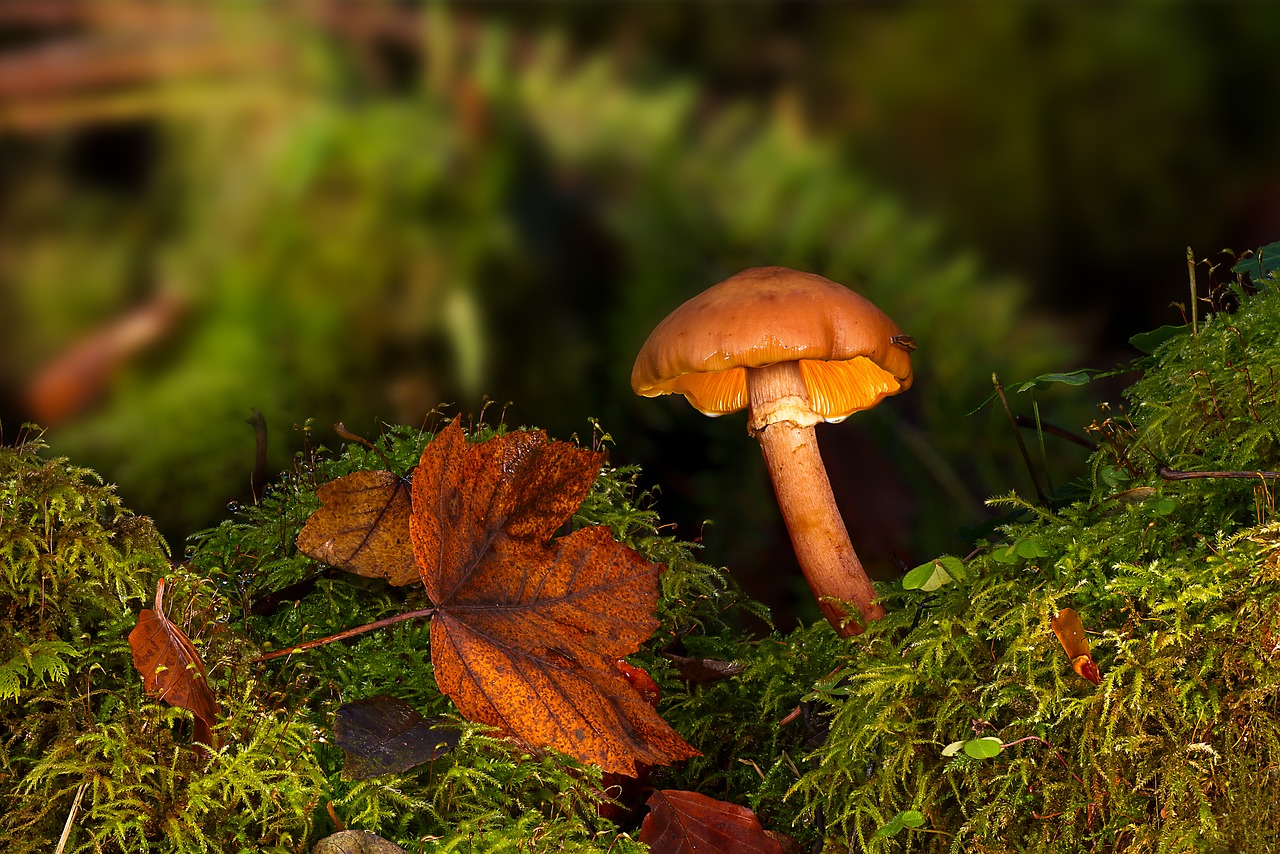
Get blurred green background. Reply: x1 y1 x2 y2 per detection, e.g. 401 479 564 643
3 1 1278 626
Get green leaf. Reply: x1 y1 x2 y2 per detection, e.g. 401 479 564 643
941 741 966 757
963 737 1004 759
968 369 1100 415
902 556 965 592
1009 369 1098 394
1232 240 1280 278
874 810 926 837
1015 538 1050 559
991 544 1021 564
1129 324 1186 355
992 538 1050 564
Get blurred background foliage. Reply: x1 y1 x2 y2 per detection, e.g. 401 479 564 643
2 2 1278 626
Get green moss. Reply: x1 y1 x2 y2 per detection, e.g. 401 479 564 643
6 273 1280 852
787 277 1280 851
181 416 756 850
0 436 323 852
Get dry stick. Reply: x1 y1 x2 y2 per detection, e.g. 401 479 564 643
1013 414 1099 451
1187 246 1199 336
992 373 1048 504
54 781 88 854
253 607 436 662
1158 466 1280 481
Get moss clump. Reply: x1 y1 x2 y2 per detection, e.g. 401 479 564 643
0 434 325 852
6 270 1280 853
786 276 1280 851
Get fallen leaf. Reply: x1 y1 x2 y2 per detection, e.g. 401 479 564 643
296 470 416 585
639 789 784 854
614 659 662 707
665 655 746 686
1052 608 1101 685
600 660 660 823
25 293 183 427
410 418 698 776
129 578 219 749
333 695 459 780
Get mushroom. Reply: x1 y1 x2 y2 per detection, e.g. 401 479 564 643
631 266 915 637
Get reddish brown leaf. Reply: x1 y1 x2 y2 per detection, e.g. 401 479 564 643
600 661 659 823
614 659 661 707
639 790 785 854
128 578 219 748
25 293 183 427
410 418 698 776
297 470 417 585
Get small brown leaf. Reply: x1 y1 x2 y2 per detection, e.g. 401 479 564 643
333 695 459 780
129 578 219 749
665 654 746 686
297 470 417 585
639 790 785 854
411 418 698 776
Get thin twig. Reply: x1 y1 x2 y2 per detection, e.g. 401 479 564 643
55 781 88 854
1187 246 1198 336
1158 466 1280 481
1014 415 1098 451
992 373 1048 503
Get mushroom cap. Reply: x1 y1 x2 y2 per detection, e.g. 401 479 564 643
631 266 914 421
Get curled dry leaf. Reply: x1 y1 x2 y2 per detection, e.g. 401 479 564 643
411 418 698 776
1052 607 1101 685
614 659 662 707
296 470 417 586
128 578 219 749
639 789 785 854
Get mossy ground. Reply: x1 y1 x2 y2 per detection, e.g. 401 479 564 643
3 272 1280 852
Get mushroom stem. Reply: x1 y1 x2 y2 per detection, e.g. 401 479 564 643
748 362 887 637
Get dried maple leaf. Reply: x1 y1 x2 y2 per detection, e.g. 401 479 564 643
410 418 698 776
639 790 785 854
129 578 219 750
296 470 416 585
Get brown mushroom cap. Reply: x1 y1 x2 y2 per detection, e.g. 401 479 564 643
631 266 914 422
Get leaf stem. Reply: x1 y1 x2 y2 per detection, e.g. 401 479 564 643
252 607 436 662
